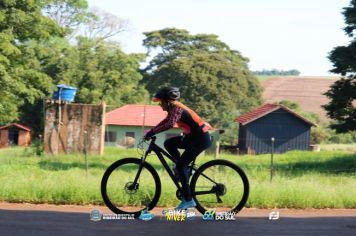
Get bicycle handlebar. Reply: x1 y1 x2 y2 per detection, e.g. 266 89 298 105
144 135 157 142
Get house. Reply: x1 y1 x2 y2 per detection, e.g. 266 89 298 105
0 123 32 148
235 104 316 154
105 104 181 148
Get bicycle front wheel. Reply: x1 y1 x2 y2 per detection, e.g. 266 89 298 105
191 159 249 215
101 158 161 217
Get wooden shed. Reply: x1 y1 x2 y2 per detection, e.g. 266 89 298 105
0 123 32 148
235 104 316 154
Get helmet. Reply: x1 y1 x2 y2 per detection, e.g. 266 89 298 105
152 87 180 102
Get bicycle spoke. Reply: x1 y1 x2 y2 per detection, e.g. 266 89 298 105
106 163 155 207
192 160 249 213
101 158 161 216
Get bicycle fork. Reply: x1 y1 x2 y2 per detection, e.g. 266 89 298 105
129 151 149 191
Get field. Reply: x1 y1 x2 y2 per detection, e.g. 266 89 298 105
0 146 355 208
261 76 339 121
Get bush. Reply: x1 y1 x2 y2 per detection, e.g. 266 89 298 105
329 132 355 144
310 125 356 144
31 139 44 156
311 127 330 144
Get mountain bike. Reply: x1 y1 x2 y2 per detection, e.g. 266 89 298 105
101 136 249 218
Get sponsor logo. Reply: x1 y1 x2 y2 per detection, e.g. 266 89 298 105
215 212 236 221
162 209 186 221
202 209 216 221
269 211 280 220
203 209 236 221
90 209 135 221
161 209 196 221
186 209 196 220
102 213 135 220
90 209 102 221
139 209 155 221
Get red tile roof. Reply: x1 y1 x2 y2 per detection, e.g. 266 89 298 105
235 103 316 126
0 123 31 131
106 104 177 127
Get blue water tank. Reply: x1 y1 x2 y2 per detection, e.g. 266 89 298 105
52 84 77 102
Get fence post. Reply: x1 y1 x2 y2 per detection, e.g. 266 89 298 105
214 141 220 159
270 137 275 182
84 130 89 177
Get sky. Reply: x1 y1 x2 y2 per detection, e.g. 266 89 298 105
87 0 351 76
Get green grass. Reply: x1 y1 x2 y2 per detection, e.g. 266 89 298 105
0 146 355 208
320 143 356 152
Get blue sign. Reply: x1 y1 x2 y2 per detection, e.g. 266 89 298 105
139 209 155 221
90 209 102 221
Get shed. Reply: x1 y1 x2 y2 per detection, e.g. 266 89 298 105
0 123 32 148
235 104 316 154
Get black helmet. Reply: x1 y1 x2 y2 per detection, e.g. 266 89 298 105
152 87 180 101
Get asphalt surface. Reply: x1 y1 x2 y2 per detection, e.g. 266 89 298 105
0 208 355 236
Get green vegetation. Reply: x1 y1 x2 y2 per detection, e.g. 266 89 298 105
0 0 147 136
141 28 262 145
142 28 263 120
278 100 356 144
0 147 355 208
325 0 356 132
0 0 63 124
253 69 300 76
1 1 263 140
320 143 356 152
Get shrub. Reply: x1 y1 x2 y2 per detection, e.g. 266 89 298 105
311 127 330 144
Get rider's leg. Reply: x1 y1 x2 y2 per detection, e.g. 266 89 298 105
176 132 212 201
176 147 203 201
164 136 184 160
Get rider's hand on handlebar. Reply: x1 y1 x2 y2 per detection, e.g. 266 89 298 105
144 130 154 141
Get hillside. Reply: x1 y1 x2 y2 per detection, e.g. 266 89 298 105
261 76 340 121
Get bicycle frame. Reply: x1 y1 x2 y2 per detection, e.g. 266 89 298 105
102 136 249 215
131 135 223 203
132 136 197 194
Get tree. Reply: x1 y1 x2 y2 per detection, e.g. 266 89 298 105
0 0 63 124
278 100 300 110
142 28 262 144
253 69 301 76
40 37 147 107
0 0 145 137
42 0 95 37
278 100 326 144
72 38 147 106
278 100 320 124
324 0 356 132
80 8 130 42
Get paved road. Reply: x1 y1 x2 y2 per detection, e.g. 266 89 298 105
0 208 355 236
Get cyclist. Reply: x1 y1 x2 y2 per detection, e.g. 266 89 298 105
144 87 212 210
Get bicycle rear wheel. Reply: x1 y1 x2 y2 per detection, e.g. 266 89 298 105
190 159 249 215
101 158 161 217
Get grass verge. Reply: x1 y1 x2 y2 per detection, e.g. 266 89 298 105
0 147 355 208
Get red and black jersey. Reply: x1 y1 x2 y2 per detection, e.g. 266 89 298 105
149 101 211 136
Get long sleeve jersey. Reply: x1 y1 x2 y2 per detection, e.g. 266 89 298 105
147 101 211 137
